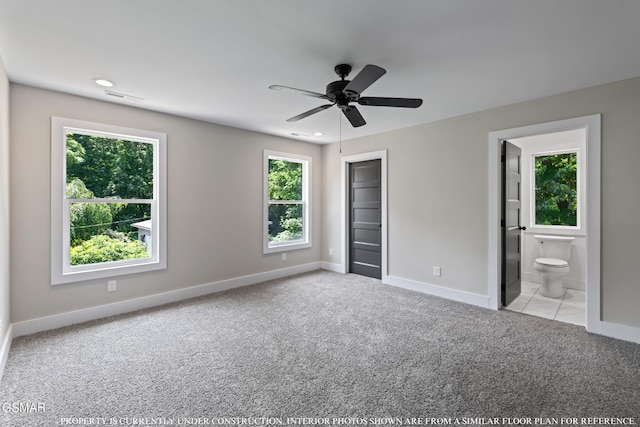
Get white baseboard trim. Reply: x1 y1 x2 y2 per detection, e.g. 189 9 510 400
385 275 491 309
384 276 640 344
320 261 343 273
599 321 640 344
12 262 321 339
0 324 14 384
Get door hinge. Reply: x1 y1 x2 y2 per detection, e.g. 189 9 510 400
501 155 505 163
501 219 504 227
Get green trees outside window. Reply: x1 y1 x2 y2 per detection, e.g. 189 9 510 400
267 159 304 243
534 152 577 226
66 133 152 265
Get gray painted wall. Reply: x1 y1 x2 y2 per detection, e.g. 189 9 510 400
0 56 10 342
9 84 322 323
7 75 640 332
322 76 640 329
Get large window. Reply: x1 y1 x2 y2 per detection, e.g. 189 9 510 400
263 150 311 253
534 151 578 227
51 117 166 284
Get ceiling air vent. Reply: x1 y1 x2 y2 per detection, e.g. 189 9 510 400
104 90 144 103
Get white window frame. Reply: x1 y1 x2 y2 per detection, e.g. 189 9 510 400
530 148 582 232
263 150 311 254
51 117 167 285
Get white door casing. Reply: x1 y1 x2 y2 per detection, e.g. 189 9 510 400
488 115 601 333
341 150 388 280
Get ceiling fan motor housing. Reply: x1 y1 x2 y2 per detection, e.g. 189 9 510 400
326 80 354 109
331 64 358 108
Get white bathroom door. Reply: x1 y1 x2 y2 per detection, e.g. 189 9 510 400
502 141 524 306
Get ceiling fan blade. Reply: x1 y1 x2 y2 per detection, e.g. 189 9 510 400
269 85 332 100
286 104 334 122
358 97 423 108
343 65 386 96
342 106 366 127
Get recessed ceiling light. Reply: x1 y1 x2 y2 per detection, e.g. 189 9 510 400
93 78 115 87
313 132 323 137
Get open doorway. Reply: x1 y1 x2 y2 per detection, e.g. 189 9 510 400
505 130 587 325
488 115 601 334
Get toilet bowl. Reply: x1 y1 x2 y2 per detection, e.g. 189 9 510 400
534 258 569 298
533 235 574 299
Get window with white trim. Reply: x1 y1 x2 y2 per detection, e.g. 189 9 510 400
51 117 166 284
533 150 579 228
263 150 311 253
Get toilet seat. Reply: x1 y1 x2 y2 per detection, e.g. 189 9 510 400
535 258 568 268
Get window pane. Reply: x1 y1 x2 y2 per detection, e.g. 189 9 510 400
69 202 151 266
268 203 303 243
268 159 302 201
66 133 154 199
535 153 577 226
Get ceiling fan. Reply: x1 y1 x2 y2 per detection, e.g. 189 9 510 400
269 64 423 128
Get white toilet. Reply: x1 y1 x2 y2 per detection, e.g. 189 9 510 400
533 235 574 298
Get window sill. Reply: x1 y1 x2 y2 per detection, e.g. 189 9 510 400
524 227 585 238
263 241 311 254
52 258 166 285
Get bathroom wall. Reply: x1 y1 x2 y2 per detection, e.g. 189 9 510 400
512 130 586 290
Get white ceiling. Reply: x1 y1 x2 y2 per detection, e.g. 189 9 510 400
1 0 640 144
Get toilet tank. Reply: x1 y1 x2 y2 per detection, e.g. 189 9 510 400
534 235 574 260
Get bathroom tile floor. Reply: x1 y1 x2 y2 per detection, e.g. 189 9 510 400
505 281 585 326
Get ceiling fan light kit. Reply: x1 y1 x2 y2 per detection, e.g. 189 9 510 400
270 64 423 128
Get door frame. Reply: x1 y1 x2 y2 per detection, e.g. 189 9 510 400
487 115 601 334
341 150 388 279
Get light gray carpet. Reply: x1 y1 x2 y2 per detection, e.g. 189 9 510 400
1 270 638 426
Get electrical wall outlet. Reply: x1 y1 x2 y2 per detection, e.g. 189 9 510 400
107 280 117 292
329 248 333 256
282 252 287 262
433 266 441 277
